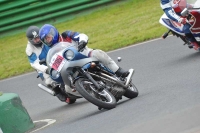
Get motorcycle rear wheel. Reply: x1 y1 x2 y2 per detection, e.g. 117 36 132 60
67 98 76 104
124 82 138 99
75 78 116 109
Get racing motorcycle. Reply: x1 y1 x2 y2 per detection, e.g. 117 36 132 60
159 0 200 50
38 42 138 110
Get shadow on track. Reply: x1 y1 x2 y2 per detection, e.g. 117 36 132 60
164 52 200 67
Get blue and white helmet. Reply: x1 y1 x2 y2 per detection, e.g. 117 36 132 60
39 24 59 47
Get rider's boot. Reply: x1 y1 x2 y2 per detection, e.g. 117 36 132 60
53 84 69 102
185 33 200 51
187 42 194 49
56 93 67 102
115 67 129 78
191 41 200 51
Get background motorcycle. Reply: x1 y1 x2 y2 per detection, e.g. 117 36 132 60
38 42 138 110
159 0 200 50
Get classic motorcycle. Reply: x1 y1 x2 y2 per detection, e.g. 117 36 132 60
159 0 200 50
38 42 138 110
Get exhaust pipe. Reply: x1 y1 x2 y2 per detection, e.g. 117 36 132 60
125 69 134 87
38 84 56 96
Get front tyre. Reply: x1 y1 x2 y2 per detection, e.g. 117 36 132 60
124 82 138 99
75 78 116 109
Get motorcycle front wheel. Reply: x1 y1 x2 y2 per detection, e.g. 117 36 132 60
75 78 116 109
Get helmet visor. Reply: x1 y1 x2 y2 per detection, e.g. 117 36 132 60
41 28 56 47
30 36 41 44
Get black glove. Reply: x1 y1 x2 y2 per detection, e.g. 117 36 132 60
39 58 46 65
45 68 49 74
78 40 87 52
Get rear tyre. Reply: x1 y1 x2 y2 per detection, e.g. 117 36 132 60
75 78 116 109
66 98 76 104
124 82 138 99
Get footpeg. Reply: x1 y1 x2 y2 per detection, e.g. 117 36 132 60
162 30 171 39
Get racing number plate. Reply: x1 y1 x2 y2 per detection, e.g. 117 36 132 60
50 54 66 72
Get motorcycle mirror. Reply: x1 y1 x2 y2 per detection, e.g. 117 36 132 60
117 57 122 62
181 8 189 17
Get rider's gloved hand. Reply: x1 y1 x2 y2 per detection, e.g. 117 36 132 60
178 18 187 24
77 34 88 52
45 68 49 74
78 40 87 52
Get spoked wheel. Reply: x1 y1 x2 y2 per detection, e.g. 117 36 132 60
75 78 116 109
124 82 138 99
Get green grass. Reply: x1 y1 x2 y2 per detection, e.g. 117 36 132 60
0 0 166 80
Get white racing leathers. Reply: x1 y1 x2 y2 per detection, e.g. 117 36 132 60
25 41 54 85
160 0 181 22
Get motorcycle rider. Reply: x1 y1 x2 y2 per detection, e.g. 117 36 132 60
39 24 129 80
160 0 200 51
25 26 71 103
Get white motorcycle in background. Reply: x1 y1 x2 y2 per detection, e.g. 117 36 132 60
159 0 200 50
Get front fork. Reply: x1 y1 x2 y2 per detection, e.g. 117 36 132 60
79 68 103 92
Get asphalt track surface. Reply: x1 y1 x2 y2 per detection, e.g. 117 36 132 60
1 37 200 133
